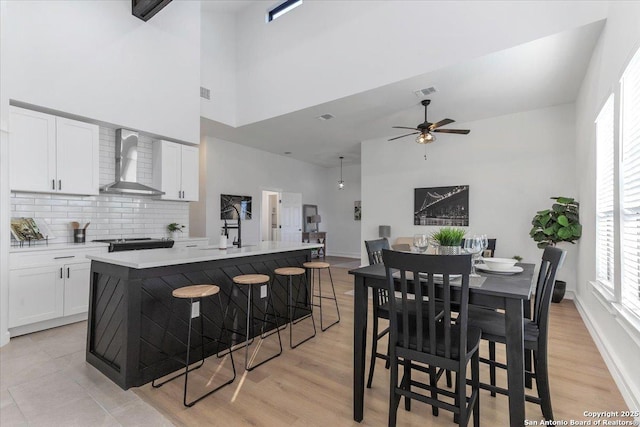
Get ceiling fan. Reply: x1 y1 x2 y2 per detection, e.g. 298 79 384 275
389 99 470 143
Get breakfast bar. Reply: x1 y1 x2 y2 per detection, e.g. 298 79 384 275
85 241 323 390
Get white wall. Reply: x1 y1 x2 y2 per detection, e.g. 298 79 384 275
1 0 12 346
192 137 328 244
4 0 201 143
234 1 607 125
200 7 237 127
323 163 362 258
574 1 640 412
361 104 578 283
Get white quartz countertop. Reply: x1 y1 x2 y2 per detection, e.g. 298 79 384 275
86 241 324 269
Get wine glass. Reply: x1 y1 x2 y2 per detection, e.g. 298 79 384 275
463 236 483 275
480 234 489 258
413 233 429 253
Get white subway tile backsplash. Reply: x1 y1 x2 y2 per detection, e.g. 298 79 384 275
52 206 82 212
11 125 190 243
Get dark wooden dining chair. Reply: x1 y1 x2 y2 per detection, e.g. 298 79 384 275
465 246 565 420
364 238 391 388
382 250 481 427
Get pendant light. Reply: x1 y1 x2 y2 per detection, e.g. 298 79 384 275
338 156 345 190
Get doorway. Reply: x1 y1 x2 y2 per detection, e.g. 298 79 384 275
261 190 280 241
260 190 302 242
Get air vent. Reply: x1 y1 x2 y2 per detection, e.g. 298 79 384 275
316 114 335 121
200 87 211 100
414 87 437 97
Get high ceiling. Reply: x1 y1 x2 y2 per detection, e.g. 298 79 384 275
200 18 604 168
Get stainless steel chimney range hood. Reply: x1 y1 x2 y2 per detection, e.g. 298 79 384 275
100 129 165 196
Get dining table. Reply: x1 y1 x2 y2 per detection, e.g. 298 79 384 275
349 262 536 427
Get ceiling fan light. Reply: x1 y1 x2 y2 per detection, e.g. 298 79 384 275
416 132 435 144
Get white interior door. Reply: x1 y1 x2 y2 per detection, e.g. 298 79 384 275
280 192 302 242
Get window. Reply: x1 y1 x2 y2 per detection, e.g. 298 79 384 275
596 95 615 288
266 0 303 22
620 47 640 315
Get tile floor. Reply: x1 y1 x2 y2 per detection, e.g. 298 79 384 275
0 321 173 426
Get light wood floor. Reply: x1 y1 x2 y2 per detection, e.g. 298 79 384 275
134 256 630 426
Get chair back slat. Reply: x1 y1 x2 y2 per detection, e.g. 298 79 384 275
400 270 410 349
382 250 471 360
365 238 391 307
365 238 390 265
535 246 565 342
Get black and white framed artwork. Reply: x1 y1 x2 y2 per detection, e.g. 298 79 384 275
221 194 252 220
414 185 469 226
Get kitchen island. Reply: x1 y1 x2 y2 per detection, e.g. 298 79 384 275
85 241 323 390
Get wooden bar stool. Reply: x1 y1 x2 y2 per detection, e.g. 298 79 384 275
233 274 283 371
303 261 340 331
152 284 236 407
274 267 317 348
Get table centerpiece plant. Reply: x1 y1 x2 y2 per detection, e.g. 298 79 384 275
431 227 466 255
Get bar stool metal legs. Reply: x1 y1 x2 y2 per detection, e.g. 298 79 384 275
274 267 316 348
304 262 340 332
233 274 283 371
152 285 236 407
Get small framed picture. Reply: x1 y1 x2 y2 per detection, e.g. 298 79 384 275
354 201 361 221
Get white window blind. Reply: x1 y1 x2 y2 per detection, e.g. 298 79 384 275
621 47 640 316
596 95 615 288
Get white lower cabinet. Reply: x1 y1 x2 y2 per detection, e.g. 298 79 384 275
63 262 92 316
8 247 106 330
9 265 64 328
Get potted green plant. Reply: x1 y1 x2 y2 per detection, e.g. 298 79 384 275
431 227 466 255
167 223 185 239
529 196 582 302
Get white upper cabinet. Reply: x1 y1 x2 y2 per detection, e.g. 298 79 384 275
9 106 99 195
55 117 100 195
153 140 199 202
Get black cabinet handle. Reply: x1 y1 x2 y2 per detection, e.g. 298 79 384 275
60 268 63 279
67 267 70 279
186 244 196 247
52 179 56 190
54 256 75 259
58 180 62 191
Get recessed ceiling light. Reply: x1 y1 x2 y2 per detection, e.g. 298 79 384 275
316 114 335 121
284 151 292 155
414 87 437 97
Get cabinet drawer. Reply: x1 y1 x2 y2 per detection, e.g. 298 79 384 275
10 247 106 268
172 239 208 249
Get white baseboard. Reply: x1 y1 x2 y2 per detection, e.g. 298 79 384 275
327 251 360 259
8 313 87 338
573 294 640 412
0 330 10 347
